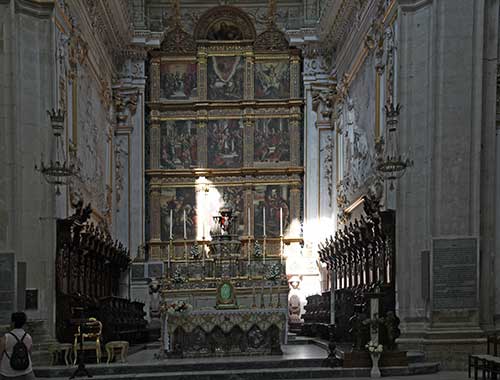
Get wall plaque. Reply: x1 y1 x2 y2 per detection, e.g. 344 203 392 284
0 253 15 323
432 237 478 310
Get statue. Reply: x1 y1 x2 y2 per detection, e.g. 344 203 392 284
148 278 162 328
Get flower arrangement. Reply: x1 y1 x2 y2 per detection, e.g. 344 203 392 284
171 268 186 285
253 241 263 258
366 340 383 353
167 300 193 316
190 243 201 260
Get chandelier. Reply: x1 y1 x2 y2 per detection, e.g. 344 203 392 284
376 103 412 190
36 109 78 195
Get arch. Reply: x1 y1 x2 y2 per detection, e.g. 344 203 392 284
194 6 256 41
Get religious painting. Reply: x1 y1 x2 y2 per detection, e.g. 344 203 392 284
254 118 290 163
207 56 244 100
207 119 243 168
207 21 244 40
216 186 245 235
160 187 197 240
253 185 290 238
160 120 197 169
160 62 197 100
255 61 290 99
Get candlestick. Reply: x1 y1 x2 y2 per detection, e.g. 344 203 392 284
263 238 266 264
169 209 173 239
248 207 251 236
279 207 283 237
183 209 187 240
263 207 266 237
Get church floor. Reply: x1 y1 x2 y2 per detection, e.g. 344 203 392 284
34 344 442 379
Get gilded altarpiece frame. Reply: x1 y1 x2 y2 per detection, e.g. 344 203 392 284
145 6 303 296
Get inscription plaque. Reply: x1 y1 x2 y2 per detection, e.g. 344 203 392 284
432 238 478 310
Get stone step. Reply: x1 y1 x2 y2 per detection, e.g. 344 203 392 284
36 362 440 380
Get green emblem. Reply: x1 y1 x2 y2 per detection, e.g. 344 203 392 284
220 283 232 300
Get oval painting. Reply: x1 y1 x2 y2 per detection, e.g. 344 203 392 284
220 283 232 301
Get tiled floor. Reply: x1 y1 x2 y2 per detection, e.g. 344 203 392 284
290 373 469 380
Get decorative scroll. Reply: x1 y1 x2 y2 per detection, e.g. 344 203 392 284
207 56 244 100
253 185 290 237
194 6 257 41
160 120 197 169
255 61 290 99
254 26 289 52
254 118 290 163
207 119 243 168
160 62 198 100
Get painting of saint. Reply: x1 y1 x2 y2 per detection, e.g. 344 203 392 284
160 120 197 169
254 118 290 163
255 62 290 99
160 188 197 240
160 62 197 100
217 186 245 235
253 185 290 237
207 21 243 40
207 56 244 100
207 119 243 168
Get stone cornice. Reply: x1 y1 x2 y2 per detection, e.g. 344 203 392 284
14 0 55 18
397 0 433 12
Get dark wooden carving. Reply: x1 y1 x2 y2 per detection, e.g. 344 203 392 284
55 202 146 345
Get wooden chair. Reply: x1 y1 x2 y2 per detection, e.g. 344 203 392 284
73 317 103 364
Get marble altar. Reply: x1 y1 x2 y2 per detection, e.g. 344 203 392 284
162 308 287 357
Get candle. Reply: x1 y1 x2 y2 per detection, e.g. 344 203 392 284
248 207 251 236
183 209 187 240
279 208 283 237
263 207 266 237
169 209 173 239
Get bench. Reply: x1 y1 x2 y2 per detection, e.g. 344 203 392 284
469 334 500 380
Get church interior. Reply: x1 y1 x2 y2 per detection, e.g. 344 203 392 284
0 0 499 379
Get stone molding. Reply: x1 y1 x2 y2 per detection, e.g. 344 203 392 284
13 0 54 18
397 0 433 12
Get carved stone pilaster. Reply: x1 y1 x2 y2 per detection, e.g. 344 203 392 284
290 55 301 98
150 121 161 169
198 47 208 100
290 185 301 221
150 60 160 100
150 187 161 242
197 117 208 168
290 112 301 166
243 115 254 167
244 53 255 100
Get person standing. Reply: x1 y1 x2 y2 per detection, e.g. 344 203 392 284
0 312 35 380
